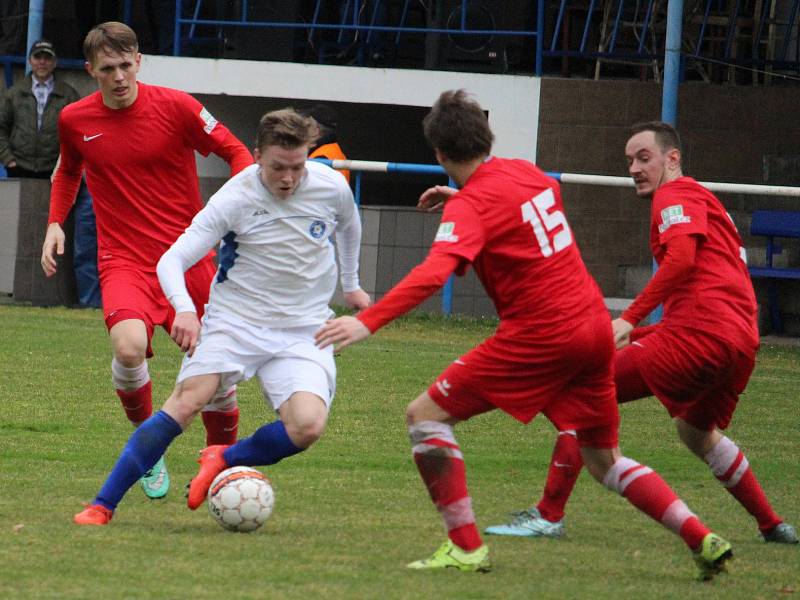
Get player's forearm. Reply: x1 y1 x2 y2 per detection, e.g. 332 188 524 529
215 131 253 176
157 245 200 314
622 235 697 325
157 228 218 313
48 168 82 225
357 253 460 333
335 209 362 292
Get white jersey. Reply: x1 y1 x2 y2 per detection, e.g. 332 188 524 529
157 161 361 328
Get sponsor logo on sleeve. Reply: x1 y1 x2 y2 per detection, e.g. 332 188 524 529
199 107 219 134
658 204 691 233
434 221 459 243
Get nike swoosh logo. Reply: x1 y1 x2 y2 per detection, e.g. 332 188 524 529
83 133 103 142
554 462 572 468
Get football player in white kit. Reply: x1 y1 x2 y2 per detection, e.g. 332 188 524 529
74 108 370 524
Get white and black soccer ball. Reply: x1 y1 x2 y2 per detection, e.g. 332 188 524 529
207 466 275 532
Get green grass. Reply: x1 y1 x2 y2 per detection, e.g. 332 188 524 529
0 305 798 599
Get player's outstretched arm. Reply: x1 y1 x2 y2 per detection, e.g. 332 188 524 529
315 316 371 351
417 185 458 212
171 311 202 356
40 223 65 277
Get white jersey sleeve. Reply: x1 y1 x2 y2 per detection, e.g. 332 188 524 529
157 199 233 314
334 186 361 293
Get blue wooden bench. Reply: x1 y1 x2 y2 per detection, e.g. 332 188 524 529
748 210 800 333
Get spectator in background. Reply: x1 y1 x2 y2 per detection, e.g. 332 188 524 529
302 104 351 184
0 40 79 178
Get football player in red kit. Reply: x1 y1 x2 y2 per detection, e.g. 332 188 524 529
315 93 735 579
40 22 253 499
487 121 797 546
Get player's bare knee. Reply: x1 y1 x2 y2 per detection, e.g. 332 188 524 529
164 379 217 426
113 345 145 368
406 392 452 426
285 416 326 448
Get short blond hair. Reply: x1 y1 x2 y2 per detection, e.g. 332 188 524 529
83 21 138 63
255 109 317 151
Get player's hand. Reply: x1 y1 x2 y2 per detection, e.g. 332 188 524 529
315 316 371 351
40 223 65 277
343 288 371 311
417 185 458 213
6 160 16 168
171 311 201 356
611 318 634 349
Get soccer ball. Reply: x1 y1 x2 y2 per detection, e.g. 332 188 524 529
207 466 275 532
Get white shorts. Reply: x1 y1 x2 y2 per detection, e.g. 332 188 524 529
177 307 336 411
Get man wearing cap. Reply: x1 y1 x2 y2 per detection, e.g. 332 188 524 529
0 40 79 178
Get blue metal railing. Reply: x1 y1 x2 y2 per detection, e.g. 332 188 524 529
4 1 798 81
173 0 544 74
170 0 800 77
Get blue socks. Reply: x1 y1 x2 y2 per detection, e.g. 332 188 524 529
95 411 182 511
224 420 304 467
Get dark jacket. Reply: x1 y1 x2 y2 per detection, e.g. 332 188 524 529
0 73 80 173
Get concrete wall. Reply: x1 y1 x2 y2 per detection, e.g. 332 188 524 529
0 178 77 305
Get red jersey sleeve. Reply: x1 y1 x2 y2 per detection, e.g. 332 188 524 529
652 182 708 245
174 92 233 156
357 253 462 333
621 234 697 325
429 196 486 269
48 112 83 225
215 130 254 176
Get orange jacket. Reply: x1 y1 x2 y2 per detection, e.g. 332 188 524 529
310 142 350 183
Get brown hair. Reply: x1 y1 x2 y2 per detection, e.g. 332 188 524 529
255 109 317 151
83 21 138 63
629 120 682 153
422 89 494 162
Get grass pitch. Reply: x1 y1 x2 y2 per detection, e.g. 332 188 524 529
0 305 798 599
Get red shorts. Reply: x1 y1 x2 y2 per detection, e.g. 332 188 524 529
428 311 620 448
100 257 217 357
616 325 755 431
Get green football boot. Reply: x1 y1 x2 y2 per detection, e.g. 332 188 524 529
407 539 491 573
693 533 733 582
139 456 170 499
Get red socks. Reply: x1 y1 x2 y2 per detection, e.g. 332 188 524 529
410 421 482 551
116 381 153 424
537 430 582 522
705 436 782 532
202 406 240 446
604 457 710 549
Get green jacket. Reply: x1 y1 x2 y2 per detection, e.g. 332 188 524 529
0 73 80 173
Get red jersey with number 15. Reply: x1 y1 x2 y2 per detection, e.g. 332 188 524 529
51 83 234 271
433 157 606 332
650 177 758 352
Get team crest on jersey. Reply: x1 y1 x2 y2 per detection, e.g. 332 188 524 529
658 204 691 233
435 222 459 243
199 107 218 134
309 220 326 238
